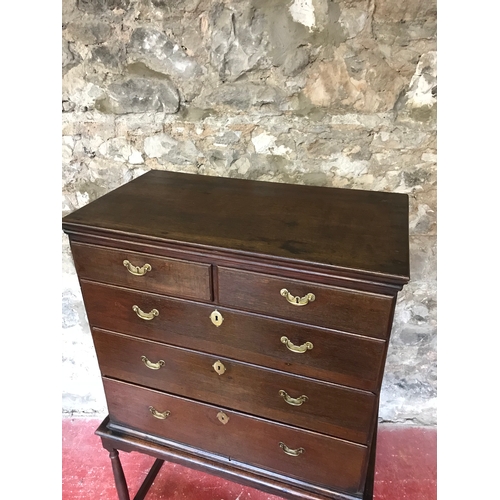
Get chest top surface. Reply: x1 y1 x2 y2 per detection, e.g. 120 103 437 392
62 170 409 284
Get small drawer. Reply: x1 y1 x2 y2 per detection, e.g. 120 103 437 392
218 267 394 339
81 281 386 392
103 377 368 495
69 242 211 301
93 329 376 444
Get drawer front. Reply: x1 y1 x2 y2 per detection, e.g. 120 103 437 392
218 267 394 339
93 329 376 444
81 281 386 392
70 242 211 301
103 377 368 495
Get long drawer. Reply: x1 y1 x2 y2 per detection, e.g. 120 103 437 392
218 267 394 339
93 329 376 444
80 280 386 392
70 242 212 301
103 377 368 495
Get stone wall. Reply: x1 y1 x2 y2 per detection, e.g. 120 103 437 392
62 0 437 424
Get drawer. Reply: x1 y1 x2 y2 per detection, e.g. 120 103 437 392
81 281 386 392
93 329 376 444
69 242 211 301
103 377 368 495
218 267 394 339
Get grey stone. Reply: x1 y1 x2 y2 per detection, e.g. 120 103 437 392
214 131 241 146
282 46 310 77
402 168 432 188
398 51 437 124
127 27 202 80
206 149 239 170
144 133 201 165
227 153 292 182
399 325 434 346
92 45 125 70
62 291 80 328
373 19 437 46
62 100 76 112
409 235 436 284
62 40 80 72
65 21 112 44
97 77 180 114
77 0 130 13
302 172 329 186
202 82 284 110
372 0 436 23
338 1 370 39
209 3 269 80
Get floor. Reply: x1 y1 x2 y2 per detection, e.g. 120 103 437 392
62 418 436 500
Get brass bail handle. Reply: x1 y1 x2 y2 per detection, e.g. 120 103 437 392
148 406 170 420
280 289 315 306
141 356 165 370
280 336 313 354
133 305 159 321
123 259 152 276
279 390 308 406
279 442 305 457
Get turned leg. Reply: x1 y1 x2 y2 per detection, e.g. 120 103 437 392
109 449 131 500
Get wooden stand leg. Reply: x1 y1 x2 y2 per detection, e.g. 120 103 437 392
134 459 164 500
109 449 131 500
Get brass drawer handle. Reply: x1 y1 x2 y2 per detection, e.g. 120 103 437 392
123 259 152 276
132 305 159 320
148 406 170 420
141 356 165 370
279 442 305 457
279 390 308 406
280 336 313 353
280 288 315 306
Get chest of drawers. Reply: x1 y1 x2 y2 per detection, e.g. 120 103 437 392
62 170 409 500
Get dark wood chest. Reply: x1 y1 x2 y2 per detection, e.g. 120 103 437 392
62 170 409 500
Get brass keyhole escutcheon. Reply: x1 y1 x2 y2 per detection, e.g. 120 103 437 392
210 309 224 327
212 360 226 375
217 411 229 425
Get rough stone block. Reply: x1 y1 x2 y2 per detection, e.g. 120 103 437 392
77 0 130 13
97 77 180 114
127 27 202 80
65 21 112 44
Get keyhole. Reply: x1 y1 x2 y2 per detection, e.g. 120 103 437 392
217 411 229 424
210 310 224 327
212 360 226 375
295 297 299 304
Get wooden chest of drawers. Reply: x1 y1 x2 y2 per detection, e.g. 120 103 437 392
62 170 409 500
